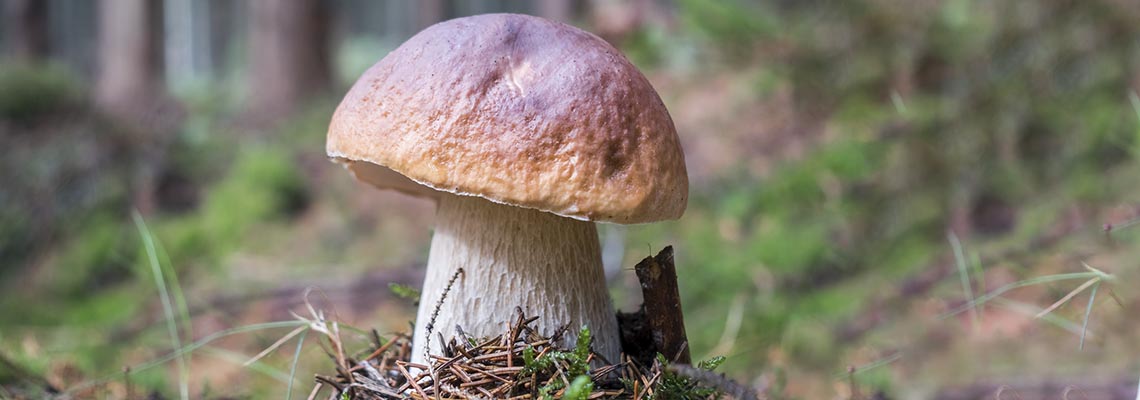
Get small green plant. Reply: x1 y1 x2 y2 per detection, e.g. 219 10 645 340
630 354 726 400
560 375 593 400
387 283 421 306
521 325 593 399
521 325 591 377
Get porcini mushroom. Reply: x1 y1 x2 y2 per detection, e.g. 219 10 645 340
326 14 687 364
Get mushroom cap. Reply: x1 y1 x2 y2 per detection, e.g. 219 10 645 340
327 13 687 224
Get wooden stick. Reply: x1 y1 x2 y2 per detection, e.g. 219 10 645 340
633 246 691 364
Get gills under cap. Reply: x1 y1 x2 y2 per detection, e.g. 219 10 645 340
327 13 687 224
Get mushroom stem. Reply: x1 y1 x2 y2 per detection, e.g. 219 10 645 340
411 193 621 365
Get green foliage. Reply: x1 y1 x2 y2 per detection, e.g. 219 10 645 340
521 326 593 399
850 364 895 398
522 345 544 373
623 0 1140 378
0 98 130 275
276 101 337 148
521 325 592 377
0 212 142 327
537 383 559 400
698 356 726 370
621 26 667 69
676 0 778 62
161 147 306 268
134 213 191 400
51 213 138 298
572 325 591 372
0 334 50 383
0 64 83 122
641 354 725 400
560 375 593 400
0 206 34 267
388 283 421 305
200 147 306 237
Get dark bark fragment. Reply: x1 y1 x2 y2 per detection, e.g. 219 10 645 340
632 245 691 364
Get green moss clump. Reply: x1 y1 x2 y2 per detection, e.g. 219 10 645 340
0 64 83 122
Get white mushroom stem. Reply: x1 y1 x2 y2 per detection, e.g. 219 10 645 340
410 193 621 365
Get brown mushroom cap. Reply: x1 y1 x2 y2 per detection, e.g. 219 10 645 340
327 13 687 224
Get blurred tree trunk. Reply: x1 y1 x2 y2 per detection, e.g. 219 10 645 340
96 0 181 215
3 0 49 63
538 0 574 22
95 0 165 121
588 0 657 45
418 0 444 29
244 0 332 128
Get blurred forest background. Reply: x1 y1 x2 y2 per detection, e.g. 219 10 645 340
3 0 1140 398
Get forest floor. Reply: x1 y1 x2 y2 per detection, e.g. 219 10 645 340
4 2 1140 398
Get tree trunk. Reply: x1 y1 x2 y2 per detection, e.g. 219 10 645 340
3 0 49 63
417 0 444 30
537 0 574 22
244 0 332 127
587 0 654 45
95 0 164 120
96 0 181 216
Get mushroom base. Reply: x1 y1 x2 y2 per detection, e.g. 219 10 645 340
411 194 621 365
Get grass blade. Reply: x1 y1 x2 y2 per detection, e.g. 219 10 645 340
891 91 908 116
132 212 189 400
199 347 292 384
1080 281 1100 350
286 328 310 400
991 298 1087 338
833 351 903 378
948 232 980 330
245 325 306 367
1034 278 1097 319
68 320 308 394
154 237 193 345
970 250 985 305
939 272 1100 319
1130 90 1140 126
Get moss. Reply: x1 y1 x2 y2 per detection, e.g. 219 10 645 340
523 325 594 399
0 64 83 122
641 354 727 400
160 146 307 268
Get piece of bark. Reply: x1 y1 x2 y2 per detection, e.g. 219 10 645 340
633 245 691 364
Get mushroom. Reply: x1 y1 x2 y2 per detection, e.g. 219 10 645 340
326 13 687 365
